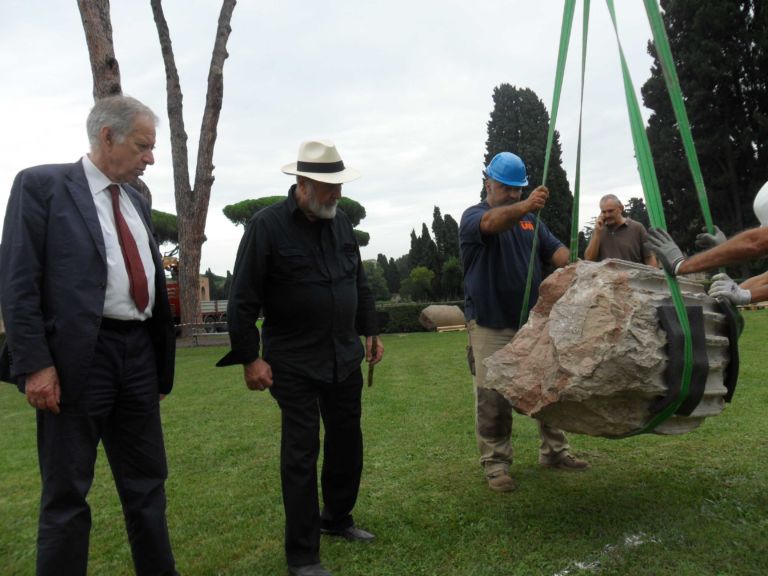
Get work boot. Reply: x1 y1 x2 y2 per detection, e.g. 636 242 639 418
539 452 590 471
486 469 517 492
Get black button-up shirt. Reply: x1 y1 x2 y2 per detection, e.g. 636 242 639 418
218 185 378 382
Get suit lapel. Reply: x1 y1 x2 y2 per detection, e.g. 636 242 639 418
65 160 107 263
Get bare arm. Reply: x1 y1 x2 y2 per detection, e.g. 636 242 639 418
745 282 768 304
740 270 768 291
740 271 768 304
583 216 604 261
550 246 570 268
678 228 768 274
479 186 549 235
644 252 658 267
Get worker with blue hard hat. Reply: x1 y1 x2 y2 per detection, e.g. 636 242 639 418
459 151 590 493
484 151 529 187
647 180 768 305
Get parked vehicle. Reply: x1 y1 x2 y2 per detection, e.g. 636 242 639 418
164 256 227 333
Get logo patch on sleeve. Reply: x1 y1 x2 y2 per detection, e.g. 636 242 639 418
520 221 534 231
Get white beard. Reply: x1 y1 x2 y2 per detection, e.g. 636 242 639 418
309 196 337 219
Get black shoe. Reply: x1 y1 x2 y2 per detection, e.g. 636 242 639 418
288 563 332 576
320 524 375 542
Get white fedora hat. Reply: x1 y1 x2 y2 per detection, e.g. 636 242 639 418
281 139 361 184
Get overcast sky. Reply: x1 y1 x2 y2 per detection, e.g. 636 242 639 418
0 0 658 275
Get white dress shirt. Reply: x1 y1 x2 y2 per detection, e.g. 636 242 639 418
82 155 156 320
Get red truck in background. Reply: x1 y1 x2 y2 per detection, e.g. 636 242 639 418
164 257 228 333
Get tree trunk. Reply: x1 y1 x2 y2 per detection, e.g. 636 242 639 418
77 0 122 99
78 0 152 206
151 0 236 336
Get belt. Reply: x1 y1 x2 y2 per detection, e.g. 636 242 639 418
100 317 147 331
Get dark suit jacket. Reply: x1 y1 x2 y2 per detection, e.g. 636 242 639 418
0 160 175 400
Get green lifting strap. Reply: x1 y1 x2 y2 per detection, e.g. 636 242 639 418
521 0 700 434
518 0 576 327
642 0 715 233
569 0 591 263
604 0 693 435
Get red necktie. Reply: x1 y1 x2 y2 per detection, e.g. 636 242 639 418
109 184 150 312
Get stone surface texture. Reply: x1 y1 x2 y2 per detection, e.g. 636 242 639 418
484 259 732 437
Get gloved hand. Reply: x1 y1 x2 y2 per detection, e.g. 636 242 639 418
645 228 686 275
708 273 752 305
695 225 726 250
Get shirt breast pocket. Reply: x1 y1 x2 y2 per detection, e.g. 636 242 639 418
276 247 313 280
340 244 358 278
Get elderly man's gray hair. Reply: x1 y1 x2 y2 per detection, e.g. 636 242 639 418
86 95 159 151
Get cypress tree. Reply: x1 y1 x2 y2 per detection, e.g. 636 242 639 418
641 0 768 259
483 84 574 244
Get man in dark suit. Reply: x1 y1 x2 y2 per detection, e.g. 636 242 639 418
0 95 178 576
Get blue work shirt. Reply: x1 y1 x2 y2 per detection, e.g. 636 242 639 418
459 200 564 330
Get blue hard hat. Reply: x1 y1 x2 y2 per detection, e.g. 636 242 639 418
485 152 528 187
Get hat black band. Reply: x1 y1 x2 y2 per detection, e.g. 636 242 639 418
296 160 345 173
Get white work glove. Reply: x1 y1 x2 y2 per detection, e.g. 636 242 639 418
645 228 685 275
695 225 726 250
708 273 752 305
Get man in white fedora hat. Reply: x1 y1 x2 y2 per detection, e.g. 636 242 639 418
219 140 384 576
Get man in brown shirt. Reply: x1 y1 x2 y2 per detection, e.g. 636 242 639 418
584 194 658 266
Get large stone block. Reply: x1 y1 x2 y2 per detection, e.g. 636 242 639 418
484 259 733 437
419 305 465 331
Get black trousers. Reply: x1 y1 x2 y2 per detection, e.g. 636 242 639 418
269 368 364 567
35 323 177 576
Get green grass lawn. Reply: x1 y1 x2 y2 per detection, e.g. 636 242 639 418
2 311 768 575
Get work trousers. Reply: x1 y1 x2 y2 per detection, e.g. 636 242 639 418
35 323 177 576
269 368 364 567
467 320 569 475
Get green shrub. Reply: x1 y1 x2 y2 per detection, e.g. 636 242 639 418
375 300 464 334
